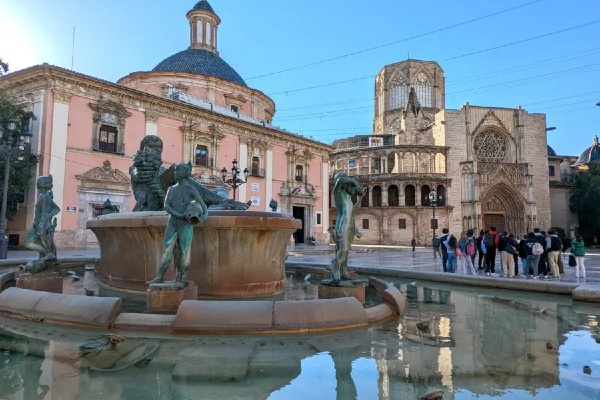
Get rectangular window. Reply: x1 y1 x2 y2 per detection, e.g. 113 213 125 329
98 125 117 153
295 165 304 182
195 145 209 166
549 165 555 176
206 22 212 44
431 219 438 229
316 213 322 226
372 157 381 174
398 219 406 229
362 219 369 229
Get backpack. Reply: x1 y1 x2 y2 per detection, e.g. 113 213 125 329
466 241 476 256
550 235 562 252
483 233 494 247
532 242 544 256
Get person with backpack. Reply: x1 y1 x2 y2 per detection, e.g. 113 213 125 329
458 230 476 275
499 232 517 278
432 236 442 259
518 234 529 276
534 228 549 277
476 230 485 270
445 233 459 273
527 231 544 278
483 227 499 276
545 229 562 279
570 234 586 279
440 228 450 272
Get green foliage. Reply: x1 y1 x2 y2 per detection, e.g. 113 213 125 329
0 70 40 219
569 164 600 242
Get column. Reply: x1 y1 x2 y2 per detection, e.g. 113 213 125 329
26 91 45 228
49 92 71 230
322 161 329 229
238 142 248 203
266 149 274 211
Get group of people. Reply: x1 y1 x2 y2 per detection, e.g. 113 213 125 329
432 227 587 279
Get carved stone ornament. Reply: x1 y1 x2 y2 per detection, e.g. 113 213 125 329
78 160 130 184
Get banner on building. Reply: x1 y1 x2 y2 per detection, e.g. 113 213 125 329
369 137 383 147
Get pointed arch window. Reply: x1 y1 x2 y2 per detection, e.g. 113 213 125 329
414 72 432 107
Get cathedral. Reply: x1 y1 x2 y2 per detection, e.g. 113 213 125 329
330 59 552 245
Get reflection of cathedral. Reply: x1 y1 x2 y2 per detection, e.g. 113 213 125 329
330 60 551 244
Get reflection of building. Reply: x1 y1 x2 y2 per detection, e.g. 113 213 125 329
0 0 332 248
330 59 551 245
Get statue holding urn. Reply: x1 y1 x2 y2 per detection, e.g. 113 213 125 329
148 163 208 284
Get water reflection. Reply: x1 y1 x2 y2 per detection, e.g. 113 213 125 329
0 282 599 399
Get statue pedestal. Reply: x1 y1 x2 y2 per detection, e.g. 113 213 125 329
318 280 365 305
16 271 63 293
146 282 198 314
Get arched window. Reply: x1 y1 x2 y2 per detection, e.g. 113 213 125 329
436 185 446 206
421 185 430 206
372 186 382 207
388 185 399 206
414 72 432 107
405 185 415 206
361 188 369 207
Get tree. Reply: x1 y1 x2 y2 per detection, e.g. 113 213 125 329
569 163 600 244
0 61 40 219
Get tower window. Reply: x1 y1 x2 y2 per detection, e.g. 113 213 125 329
230 105 239 113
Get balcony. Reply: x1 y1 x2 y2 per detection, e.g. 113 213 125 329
250 168 265 178
92 138 125 155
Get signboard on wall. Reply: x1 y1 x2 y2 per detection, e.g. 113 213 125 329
66 206 77 212
251 197 260 206
369 137 383 147
251 183 260 192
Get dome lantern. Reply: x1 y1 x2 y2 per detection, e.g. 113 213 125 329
187 0 221 54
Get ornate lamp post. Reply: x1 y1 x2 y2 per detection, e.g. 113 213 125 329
428 190 438 241
221 159 249 200
0 118 32 259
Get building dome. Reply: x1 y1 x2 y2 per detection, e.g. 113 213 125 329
573 135 600 168
547 145 557 157
152 49 247 87
189 0 217 15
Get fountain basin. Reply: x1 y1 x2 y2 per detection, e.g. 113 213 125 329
87 210 300 298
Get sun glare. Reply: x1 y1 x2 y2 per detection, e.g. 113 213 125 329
0 10 38 71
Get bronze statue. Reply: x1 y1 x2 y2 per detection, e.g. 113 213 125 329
330 171 365 284
148 163 208 284
129 135 250 211
24 175 60 273
269 198 278 212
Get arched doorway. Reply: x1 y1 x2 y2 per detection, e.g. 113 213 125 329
481 183 526 235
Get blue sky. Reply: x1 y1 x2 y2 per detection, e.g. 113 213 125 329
1 0 599 156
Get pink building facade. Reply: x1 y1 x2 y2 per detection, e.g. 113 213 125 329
0 1 332 249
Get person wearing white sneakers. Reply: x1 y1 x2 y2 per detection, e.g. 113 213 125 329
570 234 586 279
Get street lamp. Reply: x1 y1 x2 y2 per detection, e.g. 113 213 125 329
221 159 249 200
428 190 438 241
0 118 33 259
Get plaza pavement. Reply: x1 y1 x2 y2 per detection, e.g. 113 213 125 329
3 244 600 289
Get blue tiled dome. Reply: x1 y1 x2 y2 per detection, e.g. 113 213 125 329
190 0 216 15
152 49 247 87
574 135 600 167
547 145 557 157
